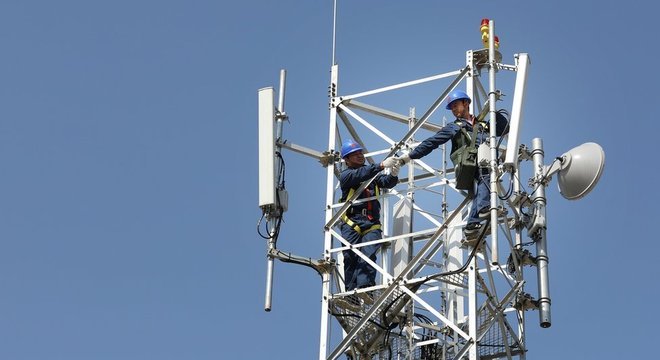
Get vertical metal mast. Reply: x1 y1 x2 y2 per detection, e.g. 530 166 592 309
319 1 340 357
331 0 338 66
464 47 479 360
531 138 552 328
487 19 500 265
264 70 288 312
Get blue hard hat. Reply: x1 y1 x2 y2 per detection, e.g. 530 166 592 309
445 90 471 110
341 139 363 158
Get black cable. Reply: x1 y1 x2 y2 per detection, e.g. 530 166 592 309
519 240 535 247
276 151 286 191
495 109 510 151
355 127 502 343
428 220 490 280
414 313 433 324
328 312 390 331
256 151 287 243
499 178 514 200
478 109 513 200
380 292 407 320
256 212 271 239
379 223 487 323
382 328 392 360
270 215 283 246
496 110 514 201
274 249 326 278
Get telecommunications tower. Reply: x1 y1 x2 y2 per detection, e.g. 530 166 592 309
257 11 605 360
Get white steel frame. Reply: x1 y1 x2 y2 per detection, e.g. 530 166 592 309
316 44 535 360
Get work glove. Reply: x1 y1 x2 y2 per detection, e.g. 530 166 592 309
381 157 397 169
394 153 411 165
391 162 401 177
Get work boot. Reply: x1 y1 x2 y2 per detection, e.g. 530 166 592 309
462 223 483 249
463 223 490 239
478 206 506 221
463 223 482 238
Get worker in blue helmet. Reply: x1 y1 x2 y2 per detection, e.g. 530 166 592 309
393 90 509 239
445 90 472 110
336 139 399 310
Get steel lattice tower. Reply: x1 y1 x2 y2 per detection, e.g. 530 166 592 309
258 16 604 360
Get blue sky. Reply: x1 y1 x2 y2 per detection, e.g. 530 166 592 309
0 1 656 359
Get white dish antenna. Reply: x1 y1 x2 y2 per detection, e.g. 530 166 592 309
557 142 605 200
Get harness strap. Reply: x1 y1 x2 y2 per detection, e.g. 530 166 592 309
365 189 373 220
341 214 382 235
344 183 380 221
456 117 485 149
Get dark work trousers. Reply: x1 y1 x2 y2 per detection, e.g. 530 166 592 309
340 222 381 291
466 169 491 225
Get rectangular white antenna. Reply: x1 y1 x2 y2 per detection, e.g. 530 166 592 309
258 87 276 209
504 53 530 168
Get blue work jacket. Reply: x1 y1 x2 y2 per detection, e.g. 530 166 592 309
339 164 398 223
409 112 509 161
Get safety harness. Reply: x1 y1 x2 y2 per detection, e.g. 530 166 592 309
340 185 382 235
451 117 487 190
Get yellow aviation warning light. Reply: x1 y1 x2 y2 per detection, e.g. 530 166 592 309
480 18 500 49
